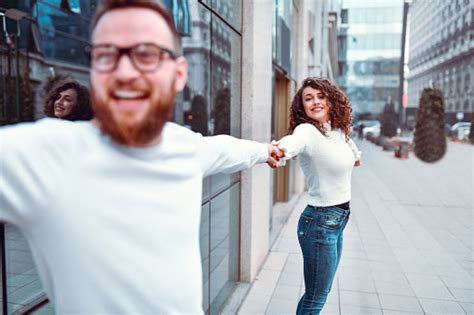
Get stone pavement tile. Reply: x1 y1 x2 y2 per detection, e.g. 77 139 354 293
369 260 404 274
255 269 282 288
371 270 409 283
339 304 383 315
418 298 466 314
366 251 398 263
339 290 380 309
339 274 376 293
382 311 424 315
459 260 474 272
276 238 300 253
265 297 296 314
326 285 339 305
262 252 288 271
378 294 424 313
399 262 437 275
418 249 460 267
343 249 367 260
459 302 473 314
239 294 270 313
281 260 303 275
286 253 302 264
337 265 372 279
271 284 300 302
405 274 455 300
374 279 416 296
339 257 371 270
320 302 339 315
439 274 474 290
278 272 302 287
449 288 474 303
433 265 473 277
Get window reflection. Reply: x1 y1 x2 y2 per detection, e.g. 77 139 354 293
5 224 45 314
33 1 96 66
209 16 241 195
209 184 239 314
200 203 211 313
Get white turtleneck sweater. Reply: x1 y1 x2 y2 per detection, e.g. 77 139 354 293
275 123 360 207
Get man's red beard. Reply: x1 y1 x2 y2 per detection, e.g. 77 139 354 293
91 79 176 147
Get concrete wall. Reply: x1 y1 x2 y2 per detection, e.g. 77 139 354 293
240 0 274 282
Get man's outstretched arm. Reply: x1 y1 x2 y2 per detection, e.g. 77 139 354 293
197 134 283 177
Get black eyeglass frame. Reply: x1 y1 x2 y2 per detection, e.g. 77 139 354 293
85 42 179 73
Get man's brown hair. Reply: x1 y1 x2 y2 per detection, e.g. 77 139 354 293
91 0 181 50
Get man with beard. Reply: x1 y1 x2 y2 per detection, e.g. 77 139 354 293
0 1 282 313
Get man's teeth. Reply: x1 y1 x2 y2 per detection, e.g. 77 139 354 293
114 91 145 99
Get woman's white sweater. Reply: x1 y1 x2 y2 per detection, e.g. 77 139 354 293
275 123 360 207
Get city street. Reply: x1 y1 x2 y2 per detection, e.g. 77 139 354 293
233 140 473 315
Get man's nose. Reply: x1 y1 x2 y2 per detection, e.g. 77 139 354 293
113 55 141 81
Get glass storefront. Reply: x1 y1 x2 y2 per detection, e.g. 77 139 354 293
1 0 243 314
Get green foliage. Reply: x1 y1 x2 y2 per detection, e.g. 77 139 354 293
380 101 398 138
414 88 446 162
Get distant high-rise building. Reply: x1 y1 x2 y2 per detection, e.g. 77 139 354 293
337 0 404 118
407 0 473 126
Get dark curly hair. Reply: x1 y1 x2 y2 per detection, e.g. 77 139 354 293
43 80 93 121
288 77 352 139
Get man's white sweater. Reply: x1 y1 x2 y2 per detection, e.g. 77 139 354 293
0 118 268 314
275 123 359 207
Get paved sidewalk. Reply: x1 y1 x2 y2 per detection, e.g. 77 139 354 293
234 140 473 315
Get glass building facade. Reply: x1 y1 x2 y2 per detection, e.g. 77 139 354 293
337 0 404 117
1 0 243 313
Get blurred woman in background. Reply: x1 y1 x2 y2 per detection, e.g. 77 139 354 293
44 79 93 121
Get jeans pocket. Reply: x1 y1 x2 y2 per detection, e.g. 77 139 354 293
320 214 344 230
297 214 313 240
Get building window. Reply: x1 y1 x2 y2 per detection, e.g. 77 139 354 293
341 9 348 23
464 100 469 110
466 74 471 93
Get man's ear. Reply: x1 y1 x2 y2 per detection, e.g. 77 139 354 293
174 56 188 92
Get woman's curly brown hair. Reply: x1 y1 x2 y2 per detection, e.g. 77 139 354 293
43 80 93 121
288 77 352 138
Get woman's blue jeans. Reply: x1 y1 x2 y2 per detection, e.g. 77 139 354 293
296 205 350 315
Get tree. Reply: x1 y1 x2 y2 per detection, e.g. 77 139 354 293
414 88 446 162
380 101 398 138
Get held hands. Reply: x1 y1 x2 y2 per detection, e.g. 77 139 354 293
266 144 285 169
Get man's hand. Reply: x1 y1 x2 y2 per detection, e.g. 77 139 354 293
266 144 284 169
354 160 361 167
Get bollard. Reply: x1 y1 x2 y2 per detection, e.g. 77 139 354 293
395 140 410 159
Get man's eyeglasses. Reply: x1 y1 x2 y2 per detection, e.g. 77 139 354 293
85 43 178 73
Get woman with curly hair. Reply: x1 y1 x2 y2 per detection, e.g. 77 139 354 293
44 80 93 121
273 77 361 314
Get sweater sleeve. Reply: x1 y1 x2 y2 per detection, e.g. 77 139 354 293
346 138 362 161
0 119 73 229
274 123 314 159
196 134 269 177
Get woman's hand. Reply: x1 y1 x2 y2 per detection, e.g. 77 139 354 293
266 144 284 169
